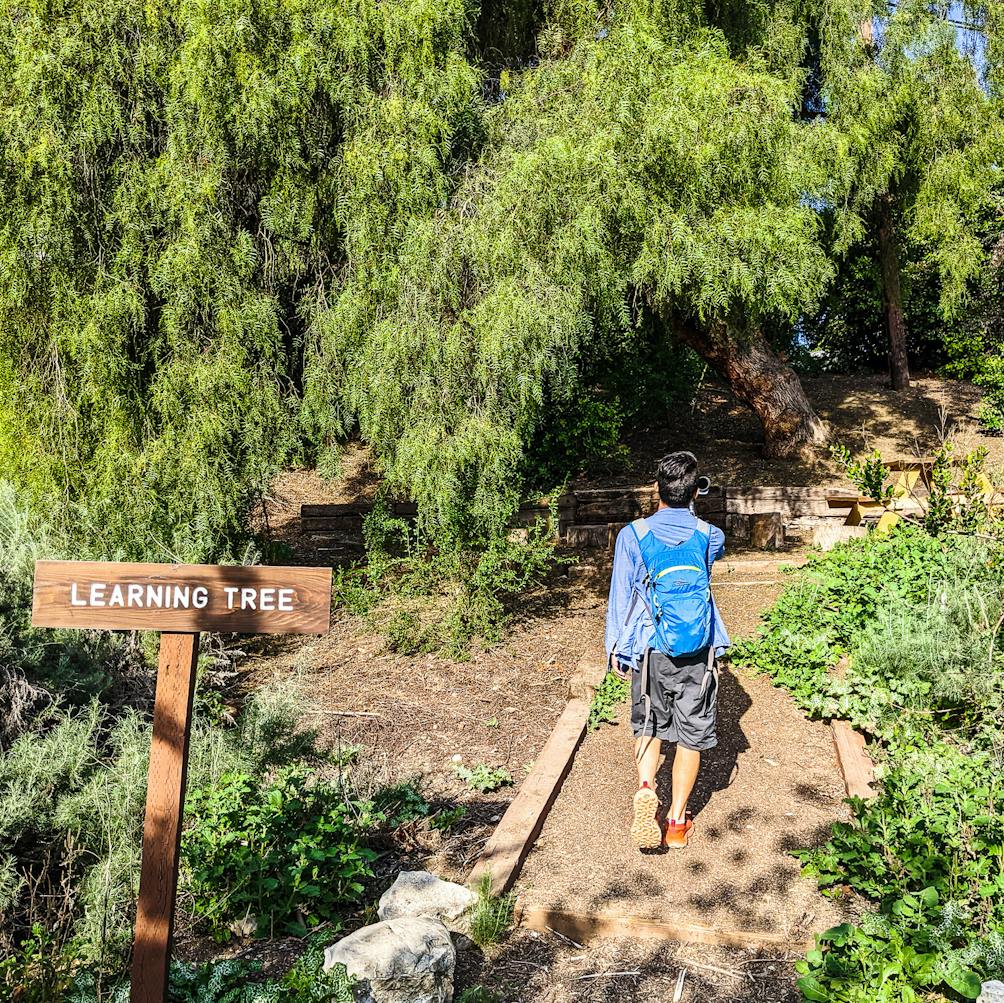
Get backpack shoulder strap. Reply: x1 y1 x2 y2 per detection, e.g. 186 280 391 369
629 518 652 575
696 518 713 572
630 517 650 541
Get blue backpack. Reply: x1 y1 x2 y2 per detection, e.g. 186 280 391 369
629 517 713 657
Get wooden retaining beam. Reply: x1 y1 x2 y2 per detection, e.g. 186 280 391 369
299 483 864 554
518 906 815 952
831 721 877 800
468 649 607 895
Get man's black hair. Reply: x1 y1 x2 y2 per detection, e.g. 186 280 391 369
656 451 700 507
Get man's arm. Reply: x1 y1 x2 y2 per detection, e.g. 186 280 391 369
605 526 640 655
709 524 725 564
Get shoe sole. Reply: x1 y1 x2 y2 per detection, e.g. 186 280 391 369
630 787 661 849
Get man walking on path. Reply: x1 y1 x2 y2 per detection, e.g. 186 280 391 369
605 451 730 850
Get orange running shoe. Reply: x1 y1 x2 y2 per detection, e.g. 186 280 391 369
663 816 694 849
630 782 661 849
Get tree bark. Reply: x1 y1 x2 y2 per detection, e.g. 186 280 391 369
669 318 829 460
876 194 911 391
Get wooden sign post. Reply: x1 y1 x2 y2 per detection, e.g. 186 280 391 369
31 560 333 1003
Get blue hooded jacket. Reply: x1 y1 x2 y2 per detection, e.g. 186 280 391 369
605 506 731 668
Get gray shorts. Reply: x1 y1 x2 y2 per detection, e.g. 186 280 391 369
630 649 718 751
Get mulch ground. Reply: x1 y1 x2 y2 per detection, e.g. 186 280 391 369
457 931 809 1002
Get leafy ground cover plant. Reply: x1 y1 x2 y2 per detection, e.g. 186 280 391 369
587 671 630 731
453 763 513 794
795 891 987 1003
65 946 353 1003
182 768 379 940
734 447 1004 1000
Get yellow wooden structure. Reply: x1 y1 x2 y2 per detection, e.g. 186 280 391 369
831 458 932 535
828 458 1003 535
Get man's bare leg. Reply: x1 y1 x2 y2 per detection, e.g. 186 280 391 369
668 745 701 823
634 735 662 788
630 735 662 848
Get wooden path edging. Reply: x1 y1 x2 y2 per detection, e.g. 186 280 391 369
831 720 877 800
518 906 815 952
467 650 608 895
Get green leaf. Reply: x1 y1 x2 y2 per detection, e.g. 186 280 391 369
796 975 830 1001
942 967 982 999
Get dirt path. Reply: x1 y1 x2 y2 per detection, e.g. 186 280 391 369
513 574 851 948
249 464 856 997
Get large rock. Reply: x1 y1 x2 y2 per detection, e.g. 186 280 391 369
324 916 456 1003
377 871 477 930
980 982 1004 1003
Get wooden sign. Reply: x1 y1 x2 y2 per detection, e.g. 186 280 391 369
31 559 333 1003
32 561 331 634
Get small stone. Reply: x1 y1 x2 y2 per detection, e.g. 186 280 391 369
324 917 455 1003
451 754 463 763
378 871 477 931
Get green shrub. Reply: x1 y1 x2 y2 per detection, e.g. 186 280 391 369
182 768 377 940
730 526 1002 736
800 745 1004 919
587 671 629 731
977 392 1004 435
332 503 567 659
523 390 628 489
429 805 468 831
0 678 319 964
796 892 985 1003
736 511 1004 1001
0 924 78 1003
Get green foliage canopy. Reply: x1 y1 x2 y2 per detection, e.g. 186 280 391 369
810 1 1004 323
314 0 838 535
3 0 1004 556
0 0 480 559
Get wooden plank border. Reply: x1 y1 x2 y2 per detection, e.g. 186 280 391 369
468 649 607 895
518 905 815 952
831 720 877 800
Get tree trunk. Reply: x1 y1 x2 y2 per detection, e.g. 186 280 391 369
876 194 911 391
669 318 829 460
